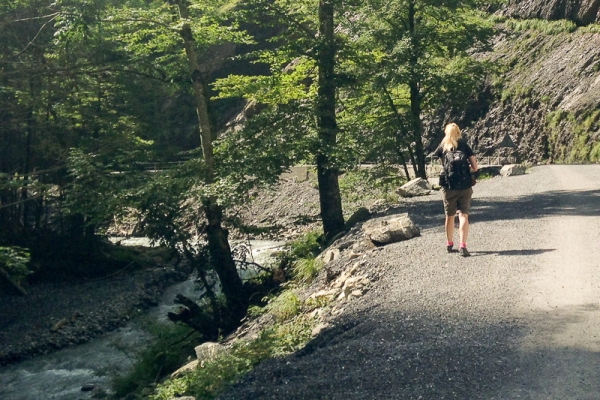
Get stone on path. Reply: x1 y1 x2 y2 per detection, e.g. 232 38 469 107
500 164 525 176
362 213 420 245
396 178 432 198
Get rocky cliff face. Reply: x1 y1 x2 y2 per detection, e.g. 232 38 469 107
501 0 600 25
469 29 600 163
444 4 600 164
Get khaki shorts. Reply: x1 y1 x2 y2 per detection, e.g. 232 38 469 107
442 187 473 216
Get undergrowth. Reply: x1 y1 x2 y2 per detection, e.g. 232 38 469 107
339 167 404 216
145 229 331 400
545 109 600 163
110 322 198 397
285 229 324 283
503 18 577 35
476 171 493 181
151 296 322 400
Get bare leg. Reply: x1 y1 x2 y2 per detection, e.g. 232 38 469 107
458 213 469 245
445 215 455 243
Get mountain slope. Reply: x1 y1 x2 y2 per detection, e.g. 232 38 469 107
469 23 600 163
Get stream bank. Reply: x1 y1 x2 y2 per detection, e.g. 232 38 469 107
0 239 285 399
0 259 187 367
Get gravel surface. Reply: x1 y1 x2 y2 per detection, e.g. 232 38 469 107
219 165 600 399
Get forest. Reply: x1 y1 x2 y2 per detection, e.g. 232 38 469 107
0 0 548 398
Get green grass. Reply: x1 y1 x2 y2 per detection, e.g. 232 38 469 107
589 141 600 162
288 230 322 260
579 23 600 34
476 171 493 181
151 306 318 400
291 257 323 284
149 227 337 400
545 109 600 163
110 322 198 398
504 18 577 35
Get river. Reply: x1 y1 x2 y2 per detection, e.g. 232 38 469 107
0 239 284 399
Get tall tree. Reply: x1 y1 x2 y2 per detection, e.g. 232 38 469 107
58 0 271 325
217 0 349 241
344 0 496 178
316 0 344 239
173 0 246 321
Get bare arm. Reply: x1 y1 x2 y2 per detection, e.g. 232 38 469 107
469 156 478 172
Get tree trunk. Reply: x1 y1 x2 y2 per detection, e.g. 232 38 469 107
167 294 218 340
316 0 345 241
21 109 34 236
203 199 246 322
383 86 414 180
408 0 427 179
175 0 246 321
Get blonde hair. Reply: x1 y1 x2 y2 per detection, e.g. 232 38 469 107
442 123 460 152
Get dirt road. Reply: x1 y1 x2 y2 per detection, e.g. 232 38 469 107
220 165 600 399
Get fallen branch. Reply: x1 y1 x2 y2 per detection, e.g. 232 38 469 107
0 267 29 296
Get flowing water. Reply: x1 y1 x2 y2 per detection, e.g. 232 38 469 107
0 239 284 400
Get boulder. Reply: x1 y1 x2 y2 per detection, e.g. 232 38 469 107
500 164 526 177
170 360 199 378
362 213 420 245
195 342 226 363
322 248 340 263
396 178 432 198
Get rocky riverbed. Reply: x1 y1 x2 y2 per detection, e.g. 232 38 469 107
0 264 187 367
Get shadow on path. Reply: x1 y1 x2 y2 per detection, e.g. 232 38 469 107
470 248 556 257
219 304 600 399
393 188 600 230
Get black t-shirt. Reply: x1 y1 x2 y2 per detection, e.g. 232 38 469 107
435 139 474 160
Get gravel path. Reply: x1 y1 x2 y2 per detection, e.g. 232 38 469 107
219 165 600 399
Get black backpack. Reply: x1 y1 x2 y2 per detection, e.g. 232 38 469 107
441 148 472 190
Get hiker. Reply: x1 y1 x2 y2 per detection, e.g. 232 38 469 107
435 122 478 257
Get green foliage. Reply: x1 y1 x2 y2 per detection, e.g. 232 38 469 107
288 230 322 260
64 136 153 232
476 171 493 181
501 83 535 103
270 230 324 284
151 314 315 400
504 18 577 35
580 23 600 34
263 289 301 321
291 257 323 284
339 168 403 214
589 141 600 162
567 110 600 163
111 322 198 397
546 110 567 128
545 109 600 163
0 246 31 281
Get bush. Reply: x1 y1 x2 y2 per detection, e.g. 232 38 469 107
263 289 301 321
110 322 198 397
339 168 404 214
0 246 31 282
288 230 322 260
151 316 315 400
291 257 323 284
